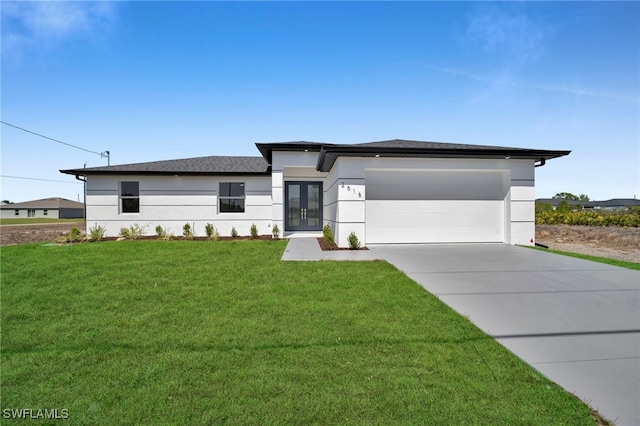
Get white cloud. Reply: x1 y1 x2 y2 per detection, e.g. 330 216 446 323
466 7 546 65
1 1 118 58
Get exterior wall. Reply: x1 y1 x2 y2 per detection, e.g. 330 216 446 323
328 157 536 247
59 208 84 219
84 175 272 237
1 208 61 219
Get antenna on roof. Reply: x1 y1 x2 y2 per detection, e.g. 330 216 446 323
101 151 110 166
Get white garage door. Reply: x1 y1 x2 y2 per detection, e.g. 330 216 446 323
365 170 507 244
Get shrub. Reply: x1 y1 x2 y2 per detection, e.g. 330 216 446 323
119 224 145 240
347 232 361 250
323 224 335 248
271 224 280 240
231 226 238 238
88 224 106 242
205 223 219 241
183 223 194 240
155 225 173 241
65 226 83 243
250 223 258 239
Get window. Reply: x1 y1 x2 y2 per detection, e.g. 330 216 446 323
43 209 48 216
219 182 245 213
14 209 19 216
121 181 140 213
28 209 35 217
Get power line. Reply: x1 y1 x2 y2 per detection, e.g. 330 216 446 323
1 121 110 163
1 175 82 184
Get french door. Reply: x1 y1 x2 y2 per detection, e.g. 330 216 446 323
285 182 323 231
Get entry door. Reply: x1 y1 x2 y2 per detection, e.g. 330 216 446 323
285 182 323 231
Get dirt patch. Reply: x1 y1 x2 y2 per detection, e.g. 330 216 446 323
536 225 640 263
0 222 84 246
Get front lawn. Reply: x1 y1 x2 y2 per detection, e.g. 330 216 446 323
1 241 597 424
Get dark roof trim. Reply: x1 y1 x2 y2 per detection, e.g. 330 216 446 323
255 141 325 164
315 144 571 172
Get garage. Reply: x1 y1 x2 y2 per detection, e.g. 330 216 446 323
365 170 509 244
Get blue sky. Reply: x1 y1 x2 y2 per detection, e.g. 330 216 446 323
2 1 638 203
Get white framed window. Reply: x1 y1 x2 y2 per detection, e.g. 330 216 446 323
121 181 140 214
14 209 19 216
43 209 48 216
219 182 245 213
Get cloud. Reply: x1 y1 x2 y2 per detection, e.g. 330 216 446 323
466 7 546 65
426 66 639 104
1 1 118 58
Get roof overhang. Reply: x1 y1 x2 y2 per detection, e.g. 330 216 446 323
315 145 571 172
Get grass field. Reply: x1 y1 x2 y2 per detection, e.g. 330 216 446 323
0 218 82 225
1 241 597 425
530 246 640 271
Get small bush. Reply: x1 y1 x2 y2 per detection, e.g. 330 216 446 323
183 223 194 240
323 224 335 248
250 223 258 239
205 223 219 241
65 226 83 243
119 224 145 240
272 224 280 240
88 224 106 242
347 232 361 250
231 226 238 238
155 225 173 241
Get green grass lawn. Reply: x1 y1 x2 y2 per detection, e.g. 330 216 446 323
1 241 597 425
529 246 640 271
0 218 82 225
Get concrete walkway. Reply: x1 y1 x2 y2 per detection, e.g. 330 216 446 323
368 244 640 426
281 237 382 261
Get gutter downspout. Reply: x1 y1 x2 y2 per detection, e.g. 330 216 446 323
75 174 87 231
534 158 546 168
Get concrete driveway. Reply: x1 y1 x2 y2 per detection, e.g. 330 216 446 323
368 244 640 426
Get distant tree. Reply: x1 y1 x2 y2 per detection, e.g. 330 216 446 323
552 192 580 201
578 194 590 202
1 199 13 204
556 200 573 213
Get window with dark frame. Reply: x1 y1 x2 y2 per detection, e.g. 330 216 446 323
43 209 48 216
219 182 245 213
14 209 19 216
121 181 140 214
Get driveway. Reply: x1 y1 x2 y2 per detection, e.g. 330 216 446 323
369 244 640 426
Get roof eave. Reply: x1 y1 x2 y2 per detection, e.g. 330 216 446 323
316 147 571 172
59 169 271 177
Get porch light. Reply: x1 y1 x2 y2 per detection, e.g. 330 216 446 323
375 154 380 158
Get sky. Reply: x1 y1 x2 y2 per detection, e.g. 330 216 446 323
1 1 638 203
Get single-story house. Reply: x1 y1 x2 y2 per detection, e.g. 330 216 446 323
536 198 640 210
0 197 84 219
60 139 569 247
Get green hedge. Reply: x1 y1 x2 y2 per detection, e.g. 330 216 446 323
535 209 640 227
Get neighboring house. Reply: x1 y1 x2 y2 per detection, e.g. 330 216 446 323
0 197 84 219
536 198 640 211
60 139 569 247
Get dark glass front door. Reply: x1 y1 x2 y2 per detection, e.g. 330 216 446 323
285 182 323 231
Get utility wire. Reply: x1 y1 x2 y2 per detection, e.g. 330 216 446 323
1 121 104 157
1 175 82 184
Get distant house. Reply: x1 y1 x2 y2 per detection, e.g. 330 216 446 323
61 139 569 247
536 198 640 211
0 197 84 219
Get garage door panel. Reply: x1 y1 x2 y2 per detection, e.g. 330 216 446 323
366 200 503 243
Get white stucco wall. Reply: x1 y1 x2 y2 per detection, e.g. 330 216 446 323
84 175 272 237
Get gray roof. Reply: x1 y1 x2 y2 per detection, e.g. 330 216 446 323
61 139 570 177
1 197 84 210
61 155 270 176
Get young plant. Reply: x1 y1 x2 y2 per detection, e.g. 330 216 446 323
205 223 219 241
231 226 238 238
347 231 361 250
323 224 335 248
155 225 173 241
250 223 258 239
271 224 280 240
65 226 83 243
88 224 106 242
183 223 194 240
127 224 145 240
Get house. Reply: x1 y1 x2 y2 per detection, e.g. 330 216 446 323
536 198 640 211
60 139 569 247
0 197 84 219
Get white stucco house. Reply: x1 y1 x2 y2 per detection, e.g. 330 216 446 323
60 139 569 247
0 197 84 219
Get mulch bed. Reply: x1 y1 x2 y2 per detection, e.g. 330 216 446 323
317 237 368 251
